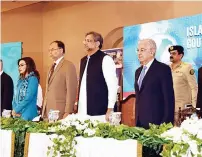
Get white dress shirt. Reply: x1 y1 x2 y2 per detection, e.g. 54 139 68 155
0 70 3 75
78 55 118 116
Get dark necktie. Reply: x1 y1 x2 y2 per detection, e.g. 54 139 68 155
48 63 56 83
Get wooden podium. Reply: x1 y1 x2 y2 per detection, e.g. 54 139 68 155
120 94 136 127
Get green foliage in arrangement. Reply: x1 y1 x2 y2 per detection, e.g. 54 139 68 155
3 117 199 157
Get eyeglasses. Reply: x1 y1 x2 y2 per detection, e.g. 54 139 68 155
49 48 61 52
18 64 26 67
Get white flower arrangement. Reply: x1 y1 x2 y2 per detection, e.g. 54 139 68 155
47 114 102 157
59 114 100 134
161 117 202 157
83 128 96 136
47 114 201 157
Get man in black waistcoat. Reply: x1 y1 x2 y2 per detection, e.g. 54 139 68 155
197 67 202 115
74 31 118 121
0 59 14 114
134 39 175 129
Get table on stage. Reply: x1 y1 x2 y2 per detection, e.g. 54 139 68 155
24 133 142 157
0 129 15 157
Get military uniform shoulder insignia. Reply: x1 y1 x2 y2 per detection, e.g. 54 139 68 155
190 69 195 75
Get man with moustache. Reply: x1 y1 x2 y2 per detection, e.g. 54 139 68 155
42 40 77 120
168 45 198 112
74 31 118 121
135 39 175 129
197 66 202 115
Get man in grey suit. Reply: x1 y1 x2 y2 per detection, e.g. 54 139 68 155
42 41 77 119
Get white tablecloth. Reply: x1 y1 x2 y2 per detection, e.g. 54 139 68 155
27 133 140 157
0 130 14 157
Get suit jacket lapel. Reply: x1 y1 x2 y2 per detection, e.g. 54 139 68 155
46 66 52 86
135 66 142 93
139 59 156 92
48 58 64 85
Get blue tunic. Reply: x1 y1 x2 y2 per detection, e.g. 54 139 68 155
12 76 38 121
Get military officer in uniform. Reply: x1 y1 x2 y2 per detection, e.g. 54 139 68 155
168 45 198 112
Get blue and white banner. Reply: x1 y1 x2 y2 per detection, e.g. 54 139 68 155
1 42 22 88
123 13 202 97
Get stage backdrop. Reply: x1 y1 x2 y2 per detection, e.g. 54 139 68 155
123 13 202 98
0 42 22 89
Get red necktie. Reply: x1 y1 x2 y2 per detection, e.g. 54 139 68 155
48 63 56 83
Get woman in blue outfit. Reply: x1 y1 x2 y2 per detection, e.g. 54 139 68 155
12 57 40 121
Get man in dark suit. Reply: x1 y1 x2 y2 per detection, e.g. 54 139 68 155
134 39 175 129
197 67 202 113
0 59 14 113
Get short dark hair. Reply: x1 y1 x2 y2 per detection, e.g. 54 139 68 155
85 31 103 49
51 40 65 54
18 57 40 82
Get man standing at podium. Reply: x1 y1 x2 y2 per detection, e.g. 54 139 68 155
134 39 175 129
